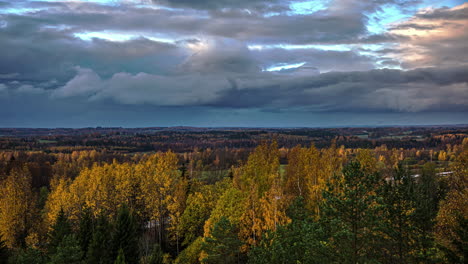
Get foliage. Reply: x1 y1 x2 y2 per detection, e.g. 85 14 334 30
0 234 9 264
174 237 203 264
201 217 244 264
0 166 36 248
48 234 83 264
435 148 468 263
48 208 71 255
1 137 467 264
114 248 126 264
319 161 386 263
77 206 93 259
111 204 139 264
248 197 329 264
380 165 419 262
86 214 112 264
8 247 46 264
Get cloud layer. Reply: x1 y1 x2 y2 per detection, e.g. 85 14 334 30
0 0 467 126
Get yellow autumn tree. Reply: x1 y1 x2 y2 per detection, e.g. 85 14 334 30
138 151 180 245
44 176 73 227
435 147 468 260
0 166 36 248
234 142 290 247
285 144 343 215
356 149 379 174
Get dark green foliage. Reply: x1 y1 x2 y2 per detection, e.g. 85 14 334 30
147 244 164 264
78 207 93 258
49 234 83 264
0 235 9 264
439 213 468 264
380 166 418 263
48 209 71 255
413 163 440 262
319 161 386 264
111 204 139 264
202 216 243 264
175 238 203 264
8 247 46 264
114 248 126 264
37 187 49 212
249 197 329 264
87 214 112 264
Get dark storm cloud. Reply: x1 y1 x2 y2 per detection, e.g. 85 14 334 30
0 11 187 83
50 62 468 113
208 65 468 112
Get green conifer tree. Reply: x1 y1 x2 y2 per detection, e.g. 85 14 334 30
48 208 71 255
111 204 139 264
319 161 386 264
114 248 126 264
87 214 112 264
78 206 93 258
202 216 243 264
248 197 329 264
49 234 83 264
380 165 418 262
413 162 440 262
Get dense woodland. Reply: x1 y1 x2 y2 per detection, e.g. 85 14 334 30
0 127 467 263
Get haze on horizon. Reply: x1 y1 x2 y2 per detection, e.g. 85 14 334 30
0 0 467 128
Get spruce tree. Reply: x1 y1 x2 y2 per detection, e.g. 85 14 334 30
48 208 71 255
111 204 139 264
78 206 93 258
87 214 112 264
49 234 83 264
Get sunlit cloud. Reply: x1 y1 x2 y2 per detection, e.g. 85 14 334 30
74 31 176 43
264 62 306 72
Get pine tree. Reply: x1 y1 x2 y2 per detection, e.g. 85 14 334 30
111 204 139 264
413 162 440 262
380 165 418 262
202 216 243 264
48 208 72 255
319 161 386 264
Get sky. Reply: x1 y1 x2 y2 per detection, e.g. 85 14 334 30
0 0 467 128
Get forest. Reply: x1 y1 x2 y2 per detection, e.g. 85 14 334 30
0 128 467 264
